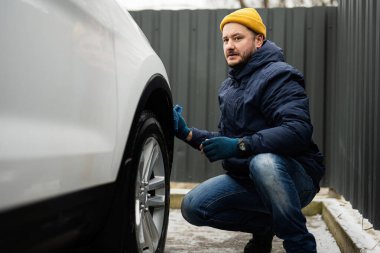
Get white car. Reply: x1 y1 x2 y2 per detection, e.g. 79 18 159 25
0 1 173 253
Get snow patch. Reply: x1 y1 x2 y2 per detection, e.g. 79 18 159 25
323 198 380 252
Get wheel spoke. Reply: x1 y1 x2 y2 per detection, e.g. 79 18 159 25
143 140 159 182
145 211 160 247
141 140 154 182
137 210 145 245
136 161 143 187
147 195 165 208
142 211 159 252
147 176 165 191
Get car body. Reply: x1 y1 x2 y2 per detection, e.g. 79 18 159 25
0 1 173 252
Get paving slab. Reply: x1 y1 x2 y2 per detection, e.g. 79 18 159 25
166 209 340 253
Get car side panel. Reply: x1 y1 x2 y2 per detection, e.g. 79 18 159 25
108 2 170 182
0 0 118 210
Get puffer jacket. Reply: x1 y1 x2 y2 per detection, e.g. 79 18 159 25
188 40 325 190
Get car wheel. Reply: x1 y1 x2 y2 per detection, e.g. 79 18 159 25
127 111 170 253
95 110 170 253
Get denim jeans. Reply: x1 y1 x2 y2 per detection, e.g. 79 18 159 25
181 153 317 253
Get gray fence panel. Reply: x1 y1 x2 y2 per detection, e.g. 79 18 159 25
130 8 332 183
305 8 326 153
286 8 307 73
374 0 380 228
323 7 338 188
325 0 380 229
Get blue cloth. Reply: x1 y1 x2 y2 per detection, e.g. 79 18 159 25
187 40 324 190
182 153 317 253
173 105 190 140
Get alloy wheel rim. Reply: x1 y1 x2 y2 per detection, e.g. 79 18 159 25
135 137 166 253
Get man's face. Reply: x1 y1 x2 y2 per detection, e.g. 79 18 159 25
222 23 262 67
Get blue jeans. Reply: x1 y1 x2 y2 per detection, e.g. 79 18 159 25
181 153 317 253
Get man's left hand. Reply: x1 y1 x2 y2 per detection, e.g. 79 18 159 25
201 137 239 162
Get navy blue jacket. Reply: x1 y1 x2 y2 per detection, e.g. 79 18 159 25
188 40 324 189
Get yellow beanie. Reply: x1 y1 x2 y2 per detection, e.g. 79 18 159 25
220 8 266 38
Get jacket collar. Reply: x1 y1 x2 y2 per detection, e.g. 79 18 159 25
228 40 285 82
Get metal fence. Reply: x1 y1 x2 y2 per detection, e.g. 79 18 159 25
324 0 380 229
130 7 336 181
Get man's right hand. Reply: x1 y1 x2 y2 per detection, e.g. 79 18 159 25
173 105 191 140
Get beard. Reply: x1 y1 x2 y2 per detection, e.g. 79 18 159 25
226 49 254 68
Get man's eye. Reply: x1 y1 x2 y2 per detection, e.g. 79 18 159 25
234 37 242 41
223 38 228 43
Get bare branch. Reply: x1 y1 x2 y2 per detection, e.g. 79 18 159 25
238 0 247 8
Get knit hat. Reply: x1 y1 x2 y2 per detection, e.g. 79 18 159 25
220 8 266 38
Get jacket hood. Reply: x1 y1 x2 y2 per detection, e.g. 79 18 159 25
228 40 285 81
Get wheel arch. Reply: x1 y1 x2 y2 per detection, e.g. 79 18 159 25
125 74 174 168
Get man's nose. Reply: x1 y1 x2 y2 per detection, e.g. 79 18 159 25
225 40 235 50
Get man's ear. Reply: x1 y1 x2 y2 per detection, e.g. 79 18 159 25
256 34 265 48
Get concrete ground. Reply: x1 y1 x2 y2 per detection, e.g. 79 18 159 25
167 186 380 253
166 209 340 253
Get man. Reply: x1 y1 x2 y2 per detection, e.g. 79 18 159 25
173 8 324 253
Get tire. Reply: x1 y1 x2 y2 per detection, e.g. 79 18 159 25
95 111 170 253
112 110 170 253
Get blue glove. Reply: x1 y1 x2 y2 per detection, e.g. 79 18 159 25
173 104 190 140
201 137 239 162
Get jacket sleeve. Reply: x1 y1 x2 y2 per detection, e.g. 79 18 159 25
185 127 221 150
244 71 313 155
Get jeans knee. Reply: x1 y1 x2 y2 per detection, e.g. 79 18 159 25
249 153 297 212
181 192 205 226
249 153 278 181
